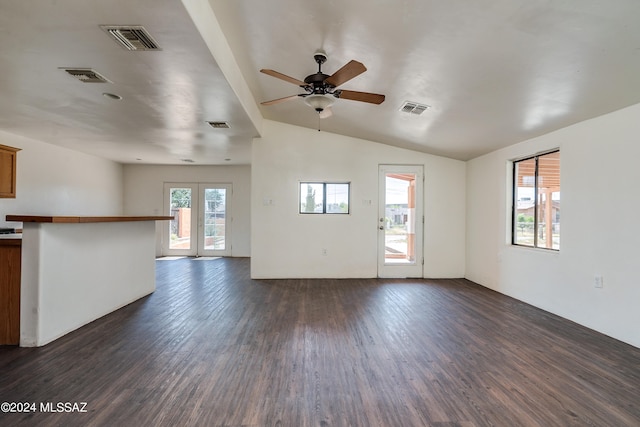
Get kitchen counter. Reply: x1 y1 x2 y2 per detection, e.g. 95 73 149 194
6 215 172 223
0 233 22 240
6 215 171 347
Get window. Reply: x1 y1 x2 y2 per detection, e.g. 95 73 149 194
299 182 350 214
512 150 560 250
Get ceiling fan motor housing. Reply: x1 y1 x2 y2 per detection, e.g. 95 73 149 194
304 72 332 93
304 50 335 94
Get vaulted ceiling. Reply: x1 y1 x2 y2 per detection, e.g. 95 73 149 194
1 0 639 164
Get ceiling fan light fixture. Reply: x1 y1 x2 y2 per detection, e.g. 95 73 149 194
305 94 334 112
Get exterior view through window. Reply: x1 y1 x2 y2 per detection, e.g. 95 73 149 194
169 187 192 250
513 150 560 250
203 188 226 250
300 182 350 214
383 173 417 264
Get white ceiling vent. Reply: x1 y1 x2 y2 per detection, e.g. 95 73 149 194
61 68 110 83
399 101 431 115
207 121 230 129
100 26 160 51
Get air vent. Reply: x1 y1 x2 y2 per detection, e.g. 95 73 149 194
399 101 431 115
101 25 160 51
207 121 230 129
102 92 122 100
61 68 110 83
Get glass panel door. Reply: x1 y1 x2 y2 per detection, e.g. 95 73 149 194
378 165 423 278
164 183 198 256
163 183 232 257
199 184 231 256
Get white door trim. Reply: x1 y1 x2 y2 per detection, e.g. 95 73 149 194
378 165 424 278
163 182 232 257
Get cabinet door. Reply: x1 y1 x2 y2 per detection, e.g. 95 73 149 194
0 144 20 198
0 242 21 345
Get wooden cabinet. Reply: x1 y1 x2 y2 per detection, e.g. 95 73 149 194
0 239 21 345
0 144 20 198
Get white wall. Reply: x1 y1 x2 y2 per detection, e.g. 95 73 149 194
251 120 466 279
466 103 640 348
122 164 251 257
0 130 123 228
20 221 157 346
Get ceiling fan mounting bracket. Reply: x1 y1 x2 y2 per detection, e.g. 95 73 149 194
313 50 327 66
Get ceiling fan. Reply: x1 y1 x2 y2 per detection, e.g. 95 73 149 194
260 50 385 119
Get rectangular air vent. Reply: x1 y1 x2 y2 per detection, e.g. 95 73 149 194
207 121 230 129
61 68 110 83
399 101 431 115
101 26 160 51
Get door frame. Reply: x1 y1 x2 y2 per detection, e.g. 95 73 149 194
163 182 232 257
164 183 198 257
377 165 424 278
197 183 232 257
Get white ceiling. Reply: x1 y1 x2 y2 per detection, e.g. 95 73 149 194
1 0 640 164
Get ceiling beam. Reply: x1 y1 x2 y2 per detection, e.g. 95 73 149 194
181 0 263 136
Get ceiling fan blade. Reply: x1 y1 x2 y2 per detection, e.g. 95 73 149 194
337 90 385 105
260 69 307 87
319 106 333 119
261 94 300 106
324 60 367 87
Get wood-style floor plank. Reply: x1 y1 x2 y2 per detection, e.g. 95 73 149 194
1 257 639 426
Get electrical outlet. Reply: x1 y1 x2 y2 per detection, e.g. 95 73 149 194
594 275 604 288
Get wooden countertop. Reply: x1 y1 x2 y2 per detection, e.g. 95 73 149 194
6 215 174 223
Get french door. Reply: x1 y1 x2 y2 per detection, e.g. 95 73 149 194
163 183 232 257
378 165 424 278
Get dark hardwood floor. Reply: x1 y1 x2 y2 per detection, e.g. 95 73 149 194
1 257 639 426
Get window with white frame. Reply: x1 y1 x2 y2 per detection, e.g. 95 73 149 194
512 150 560 250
